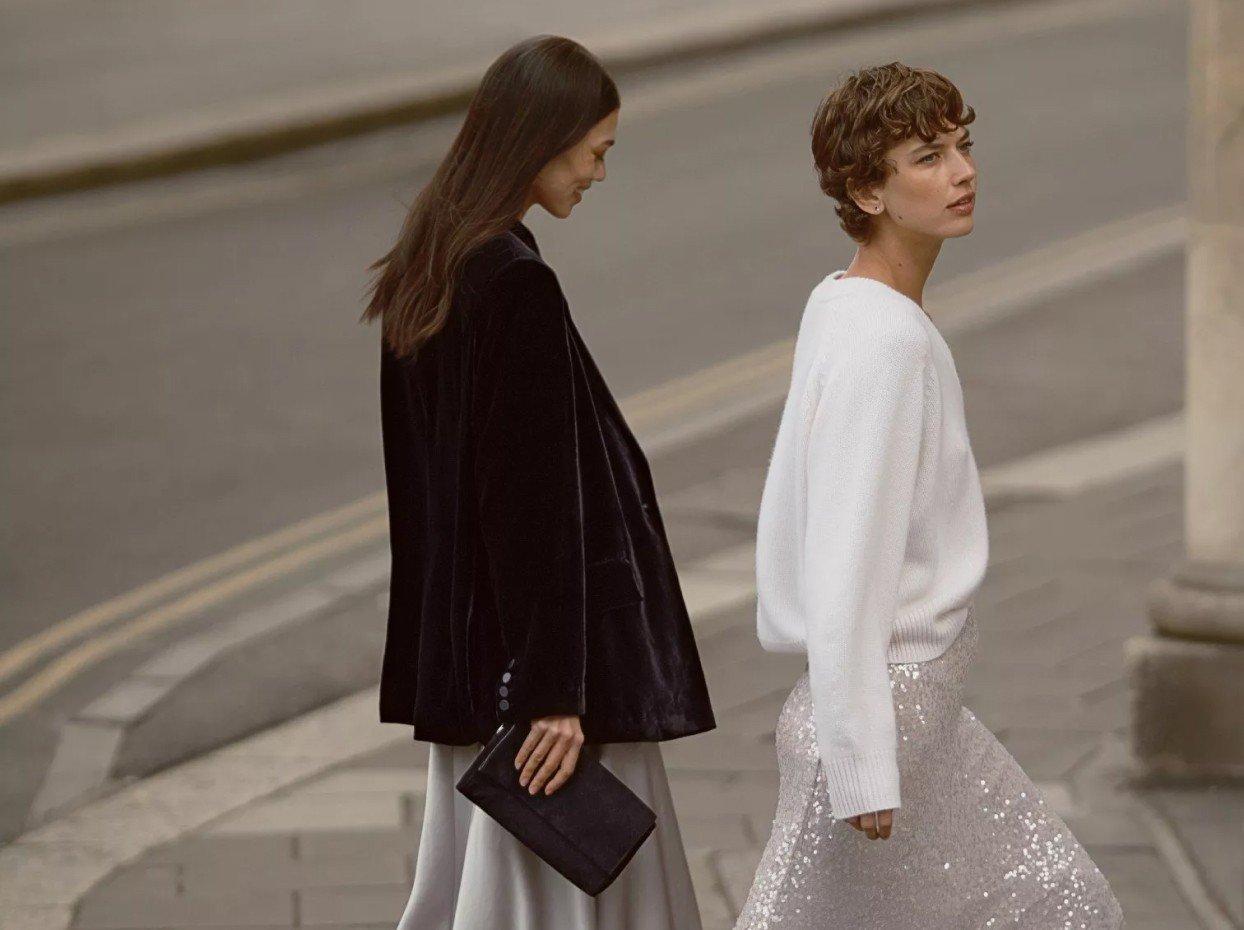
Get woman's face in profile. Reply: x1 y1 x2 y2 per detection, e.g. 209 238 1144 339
861 126 977 241
530 109 619 219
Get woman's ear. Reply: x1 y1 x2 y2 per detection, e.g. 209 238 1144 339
848 182 882 215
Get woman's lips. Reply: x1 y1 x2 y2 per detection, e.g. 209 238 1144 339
948 194 974 214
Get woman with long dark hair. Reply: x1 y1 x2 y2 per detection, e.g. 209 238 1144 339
362 35 715 929
734 63 1124 927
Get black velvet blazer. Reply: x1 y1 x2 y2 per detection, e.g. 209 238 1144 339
378 220 716 745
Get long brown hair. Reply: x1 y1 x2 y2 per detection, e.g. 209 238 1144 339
361 35 620 359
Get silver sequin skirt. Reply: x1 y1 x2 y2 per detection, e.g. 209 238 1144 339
734 606 1125 929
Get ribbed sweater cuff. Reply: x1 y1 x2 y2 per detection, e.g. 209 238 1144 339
823 749 901 821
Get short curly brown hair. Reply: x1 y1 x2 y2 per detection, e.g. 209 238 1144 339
811 61 975 243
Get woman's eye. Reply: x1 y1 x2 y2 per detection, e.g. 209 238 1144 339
920 153 937 164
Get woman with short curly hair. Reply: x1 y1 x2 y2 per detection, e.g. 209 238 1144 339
734 62 1125 927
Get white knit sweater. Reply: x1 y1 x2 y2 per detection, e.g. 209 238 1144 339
755 269 989 821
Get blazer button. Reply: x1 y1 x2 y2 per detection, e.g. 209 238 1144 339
498 700 510 711
507 659 517 670
501 672 512 683
498 686 509 697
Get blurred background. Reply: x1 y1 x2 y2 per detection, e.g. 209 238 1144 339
2 0 1240 927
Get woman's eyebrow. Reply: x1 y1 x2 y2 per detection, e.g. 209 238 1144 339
912 130 971 154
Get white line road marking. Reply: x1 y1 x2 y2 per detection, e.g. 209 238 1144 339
980 412 1184 500
927 206 1187 332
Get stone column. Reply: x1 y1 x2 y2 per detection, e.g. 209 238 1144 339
1126 0 1244 780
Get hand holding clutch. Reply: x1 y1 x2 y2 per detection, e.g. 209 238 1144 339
514 714 584 796
456 720 657 896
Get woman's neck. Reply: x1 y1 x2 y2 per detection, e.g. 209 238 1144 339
843 232 942 309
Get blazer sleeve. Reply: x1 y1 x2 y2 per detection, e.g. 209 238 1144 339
471 258 587 720
801 320 930 820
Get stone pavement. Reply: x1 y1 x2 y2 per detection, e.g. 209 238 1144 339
62 447 1237 929
0 0 983 200
6 241 1237 926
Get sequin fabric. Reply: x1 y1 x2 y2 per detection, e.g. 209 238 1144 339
733 607 1125 929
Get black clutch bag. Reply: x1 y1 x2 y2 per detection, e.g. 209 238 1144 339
455 717 657 896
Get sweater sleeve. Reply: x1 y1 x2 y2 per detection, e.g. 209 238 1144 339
471 259 587 721
802 319 929 820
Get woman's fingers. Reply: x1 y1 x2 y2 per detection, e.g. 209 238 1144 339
527 730 584 795
539 738 583 795
512 725 545 771
876 809 893 839
516 728 557 787
513 729 537 771
513 715 586 795
850 809 894 840
525 739 566 794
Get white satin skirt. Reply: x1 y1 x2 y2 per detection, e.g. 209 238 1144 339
396 738 703 930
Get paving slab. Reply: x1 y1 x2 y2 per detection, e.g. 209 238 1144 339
713 847 767 916
686 849 738 930
663 729 780 775
73 887 294 929
206 794 411 836
298 884 411 927
78 862 181 903
293 833 421 873
1088 848 1206 930
141 833 296 866
178 850 409 894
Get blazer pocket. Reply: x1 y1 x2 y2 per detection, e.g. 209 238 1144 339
586 554 645 612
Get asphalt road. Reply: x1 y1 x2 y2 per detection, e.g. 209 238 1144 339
0 0 1187 841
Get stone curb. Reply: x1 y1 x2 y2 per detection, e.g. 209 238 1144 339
25 552 391 827
0 0 1017 205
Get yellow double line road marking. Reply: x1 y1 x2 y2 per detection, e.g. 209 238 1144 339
0 496 388 727
622 340 796 433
